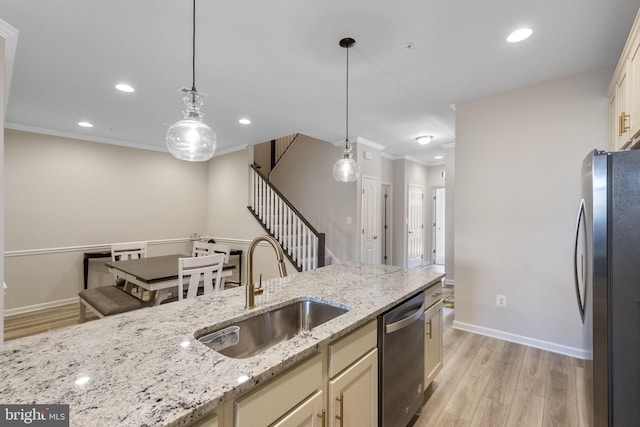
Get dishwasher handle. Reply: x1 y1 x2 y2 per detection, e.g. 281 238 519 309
385 303 425 334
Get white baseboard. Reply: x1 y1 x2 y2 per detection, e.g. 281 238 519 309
452 320 591 360
4 297 79 317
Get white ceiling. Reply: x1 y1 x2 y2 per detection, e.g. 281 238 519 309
1 0 639 165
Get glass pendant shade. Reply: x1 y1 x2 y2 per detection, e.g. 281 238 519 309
332 141 360 182
333 157 360 182
166 90 216 162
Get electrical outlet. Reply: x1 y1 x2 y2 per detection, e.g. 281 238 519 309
496 294 507 307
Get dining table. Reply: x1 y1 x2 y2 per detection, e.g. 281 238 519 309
105 254 236 305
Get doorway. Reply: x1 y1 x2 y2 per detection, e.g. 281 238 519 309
407 184 424 268
432 187 445 265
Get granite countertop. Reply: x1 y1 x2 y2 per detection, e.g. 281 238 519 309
0 263 444 426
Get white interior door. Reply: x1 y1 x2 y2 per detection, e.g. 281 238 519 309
408 184 424 268
361 176 380 264
433 187 446 265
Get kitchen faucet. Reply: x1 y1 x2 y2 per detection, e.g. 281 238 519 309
246 235 288 309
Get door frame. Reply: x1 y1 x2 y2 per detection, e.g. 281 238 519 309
432 186 445 265
381 181 393 265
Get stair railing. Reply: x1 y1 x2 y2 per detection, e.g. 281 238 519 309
248 164 325 272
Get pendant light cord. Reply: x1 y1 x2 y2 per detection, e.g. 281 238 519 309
191 0 197 92
345 43 349 144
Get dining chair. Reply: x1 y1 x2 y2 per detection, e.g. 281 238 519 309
192 240 212 257
192 242 234 289
111 241 147 293
178 253 226 300
210 243 234 288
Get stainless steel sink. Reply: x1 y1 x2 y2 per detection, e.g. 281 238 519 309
196 298 350 359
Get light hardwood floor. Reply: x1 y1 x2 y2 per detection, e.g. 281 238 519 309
3 303 98 341
414 308 591 427
4 302 591 426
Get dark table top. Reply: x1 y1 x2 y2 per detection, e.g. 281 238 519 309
105 254 236 284
105 254 186 283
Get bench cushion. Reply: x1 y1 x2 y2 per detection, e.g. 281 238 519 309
79 286 145 316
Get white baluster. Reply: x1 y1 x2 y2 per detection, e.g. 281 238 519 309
287 206 292 257
312 234 317 270
278 198 283 242
295 216 301 268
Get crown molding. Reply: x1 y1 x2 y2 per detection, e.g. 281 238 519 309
355 136 386 151
0 19 18 113
6 122 168 152
7 122 247 159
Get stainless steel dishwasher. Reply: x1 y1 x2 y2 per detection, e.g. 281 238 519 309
378 291 425 427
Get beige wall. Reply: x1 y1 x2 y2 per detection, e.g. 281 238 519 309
270 135 359 262
5 130 208 248
444 147 455 282
1 37 5 340
454 67 611 357
4 130 209 310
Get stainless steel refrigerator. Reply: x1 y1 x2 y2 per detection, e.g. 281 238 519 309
575 149 640 426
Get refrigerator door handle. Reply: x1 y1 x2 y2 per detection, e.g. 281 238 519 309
574 199 587 323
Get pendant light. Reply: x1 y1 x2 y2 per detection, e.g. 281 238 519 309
166 0 216 162
333 37 361 182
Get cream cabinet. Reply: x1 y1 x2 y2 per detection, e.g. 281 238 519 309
328 349 378 427
272 390 325 427
190 412 219 427
609 9 640 150
233 353 323 427
424 300 443 388
613 64 631 150
327 320 378 427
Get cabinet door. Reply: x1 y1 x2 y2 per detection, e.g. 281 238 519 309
630 37 640 139
610 94 618 151
424 301 443 388
328 349 378 427
615 63 631 150
235 353 322 427
272 390 324 427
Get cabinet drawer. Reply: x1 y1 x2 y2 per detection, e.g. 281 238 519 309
234 353 322 427
190 411 218 427
424 284 444 310
328 320 376 378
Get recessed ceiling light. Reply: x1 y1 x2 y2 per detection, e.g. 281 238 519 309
435 155 443 160
238 118 251 125
415 135 433 145
115 83 135 93
78 121 93 128
507 28 533 43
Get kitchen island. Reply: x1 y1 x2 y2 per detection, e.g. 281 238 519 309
0 263 444 426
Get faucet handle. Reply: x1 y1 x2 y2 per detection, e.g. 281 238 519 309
255 274 264 295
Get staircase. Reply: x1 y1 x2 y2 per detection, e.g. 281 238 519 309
270 133 299 172
248 164 325 272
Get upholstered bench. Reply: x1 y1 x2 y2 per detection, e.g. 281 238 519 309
78 286 147 323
